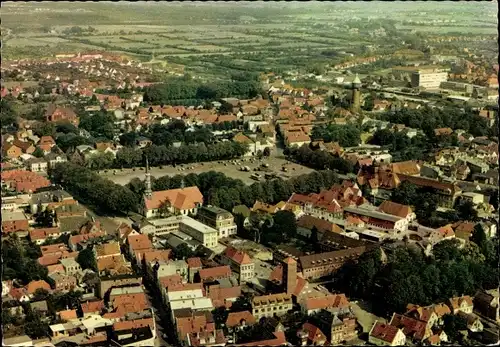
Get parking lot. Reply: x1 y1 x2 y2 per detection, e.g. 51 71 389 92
102 156 314 186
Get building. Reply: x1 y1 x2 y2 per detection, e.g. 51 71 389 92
447 295 474 314
299 294 350 316
141 173 204 218
45 105 79 126
343 206 408 233
2 211 30 234
392 66 448 89
474 289 499 322
350 74 362 113
220 247 254 283
179 216 219 249
252 293 293 320
312 310 358 345
299 247 367 281
390 313 430 343
369 321 406 346
196 206 237 238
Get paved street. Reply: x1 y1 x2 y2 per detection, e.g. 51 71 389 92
144 279 175 347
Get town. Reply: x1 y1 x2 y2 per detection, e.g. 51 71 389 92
1 2 499 347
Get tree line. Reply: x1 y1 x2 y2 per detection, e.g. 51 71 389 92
285 145 355 174
336 225 499 318
311 124 362 148
143 76 261 104
376 106 497 138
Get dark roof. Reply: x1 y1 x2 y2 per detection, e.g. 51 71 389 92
299 247 367 270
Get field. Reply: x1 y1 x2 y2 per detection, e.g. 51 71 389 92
2 2 497 77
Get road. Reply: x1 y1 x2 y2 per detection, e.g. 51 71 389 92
143 276 175 347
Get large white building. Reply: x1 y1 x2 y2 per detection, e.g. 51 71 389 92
144 215 219 249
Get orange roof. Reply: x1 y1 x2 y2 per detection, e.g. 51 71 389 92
187 257 203 268
378 201 413 218
224 246 252 265
168 282 203 293
97 254 126 272
237 331 287 346
113 318 154 331
145 186 203 211
40 243 68 256
199 266 232 282
304 293 350 311
58 309 78 321
29 227 61 241
437 224 455 238
159 274 183 289
448 296 473 311
143 249 172 264
233 132 253 144
127 234 153 252
112 293 150 314
301 322 327 345
47 264 65 274
81 300 105 314
226 311 256 328
26 280 51 294
370 322 400 343
297 215 342 234
95 241 121 258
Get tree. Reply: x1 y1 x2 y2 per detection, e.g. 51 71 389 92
310 226 319 247
230 294 252 312
174 244 194 260
32 147 45 158
158 200 171 217
443 314 468 343
24 308 49 339
263 147 271 157
32 288 51 301
76 247 97 271
212 307 228 329
268 210 297 244
456 200 478 222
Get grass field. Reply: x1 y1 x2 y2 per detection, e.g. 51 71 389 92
2 2 496 78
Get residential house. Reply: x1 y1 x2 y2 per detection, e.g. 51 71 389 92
369 321 406 346
474 289 499 322
127 234 153 262
59 258 83 277
50 273 78 292
26 158 48 173
45 105 79 126
252 293 293 320
3 143 23 159
447 295 474 314
198 266 232 283
80 300 105 318
378 201 416 222
225 311 257 332
45 152 68 169
297 322 327 346
457 311 484 332
390 313 431 343
312 309 358 345
220 247 254 283
26 280 52 298
299 293 350 316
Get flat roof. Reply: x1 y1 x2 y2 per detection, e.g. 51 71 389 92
180 216 218 235
2 211 28 221
343 207 403 223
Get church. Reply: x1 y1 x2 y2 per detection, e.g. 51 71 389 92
141 160 204 219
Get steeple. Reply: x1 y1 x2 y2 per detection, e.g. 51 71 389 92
144 157 152 200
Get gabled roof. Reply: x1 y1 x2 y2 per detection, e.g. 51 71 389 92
303 293 350 311
390 313 428 341
145 186 203 211
370 321 401 343
226 311 256 328
300 322 327 345
223 246 252 265
378 201 413 218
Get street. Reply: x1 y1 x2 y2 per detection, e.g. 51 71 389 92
143 278 175 347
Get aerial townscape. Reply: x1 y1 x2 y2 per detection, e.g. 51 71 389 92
1 2 499 347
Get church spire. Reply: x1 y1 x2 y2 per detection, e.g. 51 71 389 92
145 157 152 200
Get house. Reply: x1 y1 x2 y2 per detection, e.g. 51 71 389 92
13 139 36 155
457 311 484 332
136 136 152 148
297 215 343 238
220 246 254 283
26 280 52 298
474 289 499 322
45 152 68 168
299 293 350 316
142 186 204 218
206 283 241 309
369 321 406 346
198 265 232 283
284 131 311 148
127 234 153 262
2 211 30 234
225 311 257 331
117 223 139 244
50 273 78 292
252 293 293 320
174 309 225 346
447 295 474 314
378 200 416 222
4 143 23 159
390 313 431 343
312 309 358 345
405 303 451 326
27 158 49 173
297 322 327 346
45 105 79 126
80 300 105 318
94 241 121 259
60 258 83 276
30 300 49 316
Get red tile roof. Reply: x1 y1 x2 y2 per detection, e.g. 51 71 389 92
145 186 203 211
198 266 232 282
303 293 350 311
127 234 153 252
26 280 51 294
81 300 105 314
378 201 413 218
390 313 428 341
58 309 78 321
187 257 202 268
225 311 256 328
223 246 252 265
370 321 401 344
113 318 154 331
300 322 327 345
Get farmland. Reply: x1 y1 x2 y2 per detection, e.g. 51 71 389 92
2 1 497 80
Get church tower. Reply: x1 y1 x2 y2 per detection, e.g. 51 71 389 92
283 257 297 295
144 157 152 200
350 73 362 113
